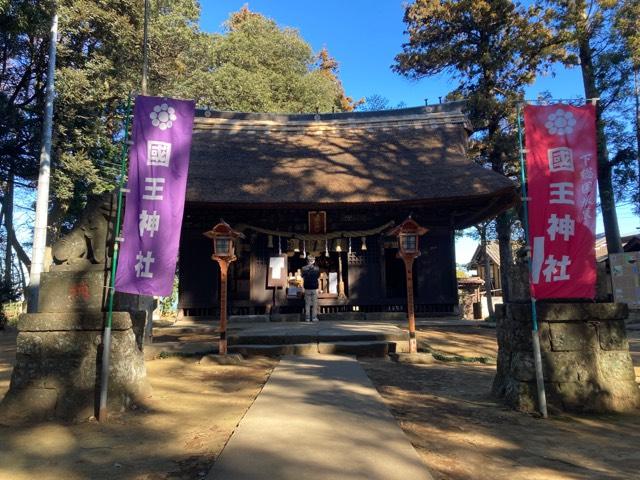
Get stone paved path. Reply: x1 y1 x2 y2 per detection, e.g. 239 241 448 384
206 355 433 480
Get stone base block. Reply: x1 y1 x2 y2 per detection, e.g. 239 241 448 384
319 312 366 322
39 269 107 313
229 343 319 357
494 302 640 413
391 352 435 364
269 313 303 323
365 312 407 322
228 315 270 323
0 312 151 423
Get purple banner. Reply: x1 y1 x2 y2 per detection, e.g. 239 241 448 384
115 95 195 296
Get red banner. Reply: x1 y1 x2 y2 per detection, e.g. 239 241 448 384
524 104 598 299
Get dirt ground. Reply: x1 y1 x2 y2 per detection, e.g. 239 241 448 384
416 325 499 360
0 324 638 480
362 324 640 480
0 327 276 480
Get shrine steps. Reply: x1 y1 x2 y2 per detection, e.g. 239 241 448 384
149 320 411 359
229 340 408 358
225 322 409 358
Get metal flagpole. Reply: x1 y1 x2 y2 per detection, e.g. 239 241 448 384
140 0 155 345
28 11 58 313
517 103 548 419
141 0 150 95
98 95 133 422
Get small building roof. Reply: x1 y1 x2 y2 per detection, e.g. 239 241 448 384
468 241 501 269
596 233 640 262
186 102 517 228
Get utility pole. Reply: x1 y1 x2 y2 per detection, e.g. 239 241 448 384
28 11 58 313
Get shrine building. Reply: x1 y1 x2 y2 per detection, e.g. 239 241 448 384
178 102 517 318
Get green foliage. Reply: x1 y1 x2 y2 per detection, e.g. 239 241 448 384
0 0 53 183
394 0 567 299
395 0 564 174
616 0 640 67
7 2 354 235
192 9 347 113
544 0 639 215
159 276 178 317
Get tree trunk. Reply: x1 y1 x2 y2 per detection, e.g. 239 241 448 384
482 237 495 318
17 254 27 292
488 116 514 303
10 229 31 270
634 68 640 208
0 193 5 238
579 30 622 254
495 212 513 302
4 171 14 290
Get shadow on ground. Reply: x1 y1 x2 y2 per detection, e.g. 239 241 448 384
1 325 639 479
361 350 640 480
0 327 276 480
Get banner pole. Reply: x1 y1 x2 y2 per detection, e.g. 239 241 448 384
517 103 548 419
99 94 134 422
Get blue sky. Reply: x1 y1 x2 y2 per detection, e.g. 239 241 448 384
199 0 585 106
198 1 639 264
15 2 635 272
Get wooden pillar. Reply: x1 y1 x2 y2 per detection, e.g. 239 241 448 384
215 259 230 355
338 253 346 299
403 256 417 354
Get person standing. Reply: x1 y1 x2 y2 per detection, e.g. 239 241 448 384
301 255 320 322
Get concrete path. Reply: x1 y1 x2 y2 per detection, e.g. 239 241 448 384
207 355 433 480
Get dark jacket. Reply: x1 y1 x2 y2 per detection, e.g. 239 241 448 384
301 264 320 290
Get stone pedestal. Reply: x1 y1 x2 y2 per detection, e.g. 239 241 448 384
36 268 153 346
1 268 151 422
458 277 484 320
0 311 150 422
493 302 639 413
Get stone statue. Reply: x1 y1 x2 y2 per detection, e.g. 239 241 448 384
51 193 116 269
1 192 152 423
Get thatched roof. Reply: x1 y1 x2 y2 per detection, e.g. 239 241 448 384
186 103 516 227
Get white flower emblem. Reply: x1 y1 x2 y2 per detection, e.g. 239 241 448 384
150 103 177 130
544 109 576 136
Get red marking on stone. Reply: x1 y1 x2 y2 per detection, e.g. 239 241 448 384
70 283 91 301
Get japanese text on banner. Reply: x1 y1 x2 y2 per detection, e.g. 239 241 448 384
115 96 195 296
524 104 598 299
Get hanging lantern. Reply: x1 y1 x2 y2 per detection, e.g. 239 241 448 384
388 217 427 256
399 233 418 254
203 220 245 259
278 235 282 255
361 237 367 251
386 216 428 354
303 239 307 257
325 238 329 256
203 220 245 357
267 234 274 249
293 238 300 253
348 237 352 255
